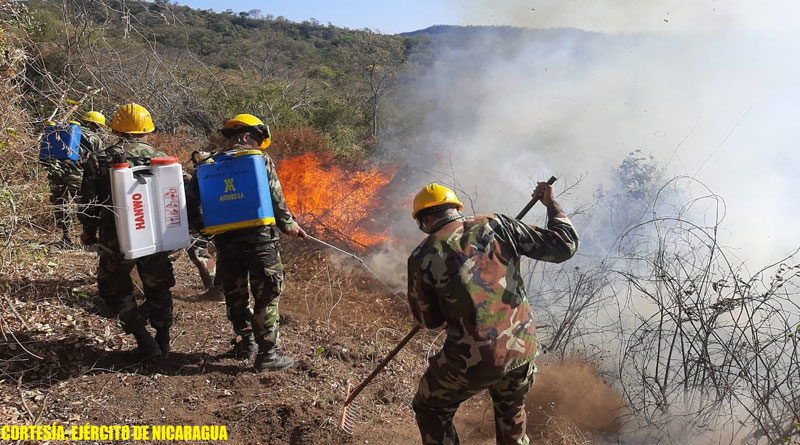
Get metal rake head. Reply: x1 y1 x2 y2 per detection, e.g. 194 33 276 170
340 380 357 435
338 327 421 435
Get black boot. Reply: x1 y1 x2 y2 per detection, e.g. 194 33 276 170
254 342 294 372
201 285 224 301
230 333 257 360
155 328 170 360
133 327 161 360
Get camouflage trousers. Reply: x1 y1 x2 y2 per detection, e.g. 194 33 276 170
97 250 175 334
412 357 535 445
186 235 216 289
47 173 82 232
216 241 285 348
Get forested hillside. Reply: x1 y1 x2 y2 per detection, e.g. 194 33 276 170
18 0 432 157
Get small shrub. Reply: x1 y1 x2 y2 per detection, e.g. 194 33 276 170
307 65 336 80
270 126 330 159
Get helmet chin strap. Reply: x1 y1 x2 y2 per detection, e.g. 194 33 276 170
416 217 430 234
417 212 464 234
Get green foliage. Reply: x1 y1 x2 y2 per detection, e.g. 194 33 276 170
328 124 362 157
307 65 337 80
223 81 309 128
70 288 92 300
311 98 357 133
19 0 429 157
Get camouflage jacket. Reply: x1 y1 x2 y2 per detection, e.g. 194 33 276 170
185 144 295 246
78 138 167 244
40 126 104 178
407 208 579 379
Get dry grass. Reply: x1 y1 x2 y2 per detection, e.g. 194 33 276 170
146 127 208 167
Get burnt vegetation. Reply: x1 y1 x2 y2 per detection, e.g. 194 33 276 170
0 1 798 444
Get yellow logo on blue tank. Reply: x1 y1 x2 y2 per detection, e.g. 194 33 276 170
224 178 236 192
220 178 244 202
197 151 275 234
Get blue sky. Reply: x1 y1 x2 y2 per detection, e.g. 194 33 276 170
174 0 458 34
174 0 798 35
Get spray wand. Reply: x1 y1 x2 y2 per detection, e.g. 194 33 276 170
304 234 391 289
339 176 558 434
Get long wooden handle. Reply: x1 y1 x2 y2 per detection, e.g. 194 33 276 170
345 177 557 405
344 325 422 405
515 176 557 220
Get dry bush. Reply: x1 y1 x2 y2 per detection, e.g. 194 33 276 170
146 128 207 165
0 3 52 270
30 0 229 133
548 172 800 443
270 126 330 159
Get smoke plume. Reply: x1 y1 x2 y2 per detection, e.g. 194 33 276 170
382 1 800 268
371 2 800 443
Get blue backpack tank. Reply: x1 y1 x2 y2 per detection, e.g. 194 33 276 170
196 150 276 235
39 123 82 162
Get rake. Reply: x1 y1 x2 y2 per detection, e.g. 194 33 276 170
340 325 421 434
339 176 557 434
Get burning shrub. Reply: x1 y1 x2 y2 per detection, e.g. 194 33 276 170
276 152 396 250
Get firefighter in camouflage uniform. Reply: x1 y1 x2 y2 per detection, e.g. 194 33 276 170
407 182 579 445
186 113 307 372
40 111 106 246
78 103 176 360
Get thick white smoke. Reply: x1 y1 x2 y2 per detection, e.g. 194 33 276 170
383 4 800 267
369 3 800 442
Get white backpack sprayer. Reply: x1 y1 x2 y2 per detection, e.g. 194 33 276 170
110 157 191 259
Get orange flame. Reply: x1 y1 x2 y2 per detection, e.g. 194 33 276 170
276 153 396 249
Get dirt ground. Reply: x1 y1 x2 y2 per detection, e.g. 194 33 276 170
0 236 624 444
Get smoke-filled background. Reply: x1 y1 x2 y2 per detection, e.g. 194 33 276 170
369 2 800 443
381 0 799 268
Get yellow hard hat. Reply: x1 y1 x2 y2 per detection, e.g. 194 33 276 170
110 103 155 134
224 113 264 128
81 111 107 127
412 183 463 218
222 113 271 149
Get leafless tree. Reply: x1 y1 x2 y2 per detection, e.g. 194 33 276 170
347 33 406 140
526 165 799 443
